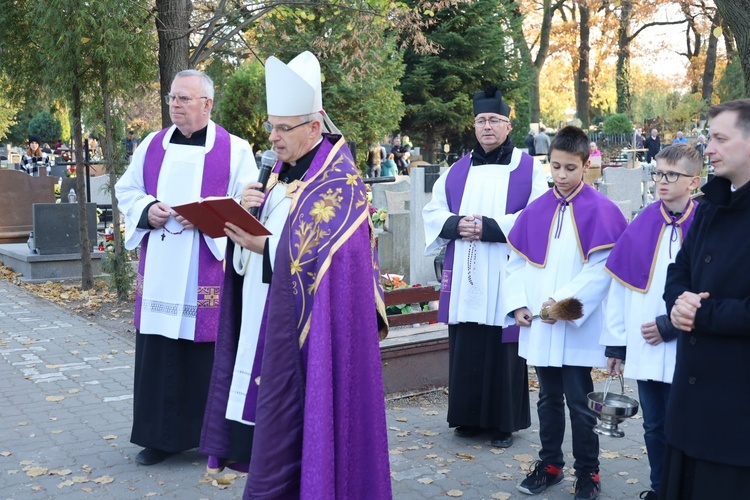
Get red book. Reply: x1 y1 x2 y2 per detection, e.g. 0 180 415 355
171 197 271 239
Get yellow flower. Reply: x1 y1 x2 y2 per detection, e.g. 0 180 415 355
310 199 336 223
346 173 358 185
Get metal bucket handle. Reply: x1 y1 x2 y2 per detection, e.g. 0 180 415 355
601 375 625 401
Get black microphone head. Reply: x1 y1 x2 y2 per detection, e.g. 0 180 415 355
261 149 277 169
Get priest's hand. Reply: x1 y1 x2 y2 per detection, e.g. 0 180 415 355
514 307 533 327
540 298 557 325
641 321 663 346
173 213 195 230
241 182 266 212
670 291 710 331
148 202 172 229
225 221 267 254
458 215 482 241
607 357 624 377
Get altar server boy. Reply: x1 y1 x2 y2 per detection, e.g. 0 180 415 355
601 144 702 500
504 126 627 500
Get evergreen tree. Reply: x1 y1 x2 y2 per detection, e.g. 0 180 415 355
399 0 527 161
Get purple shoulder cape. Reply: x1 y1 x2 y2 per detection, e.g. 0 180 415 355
134 124 232 342
605 199 698 292
507 182 627 267
437 150 534 342
245 135 391 499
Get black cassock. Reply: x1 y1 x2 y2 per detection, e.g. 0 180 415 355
447 323 531 434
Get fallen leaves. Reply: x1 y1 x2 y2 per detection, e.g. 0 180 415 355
25 467 48 477
446 489 463 497
601 451 620 459
455 453 474 461
491 493 512 500
45 395 65 402
102 435 117 441
513 453 535 463
417 477 434 484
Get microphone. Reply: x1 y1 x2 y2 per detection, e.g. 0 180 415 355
249 149 277 218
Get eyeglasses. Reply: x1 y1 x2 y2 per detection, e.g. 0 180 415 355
262 120 311 134
474 117 510 127
650 171 695 183
164 94 209 105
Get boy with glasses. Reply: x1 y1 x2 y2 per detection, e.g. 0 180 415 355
602 144 702 500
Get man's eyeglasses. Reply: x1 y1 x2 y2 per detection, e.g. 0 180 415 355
263 120 311 134
650 171 695 183
164 95 209 105
474 118 510 127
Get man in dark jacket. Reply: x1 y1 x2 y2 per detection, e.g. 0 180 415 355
524 130 536 156
644 128 661 163
662 98 750 499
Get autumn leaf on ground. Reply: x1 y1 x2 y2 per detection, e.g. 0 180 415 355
416 429 440 436
490 448 504 455
26 467 48 477
0 451 11 457
491 493 512 500
513 453 535 463
626 478 639 484
424 410 439 415
102 435 117 440
424 454 438 459
601 451 620 459
618 471 629 476
72 476 89 483
437 469 450 474
396 431 409 437
46 395 65 402
93 475 114 484
455 453 474 460
395 417 408 422
49 469 72 476
418 477 434 484
496 472 514 480
446 490 463 497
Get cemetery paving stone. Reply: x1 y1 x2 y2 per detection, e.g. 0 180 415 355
1 280 652 498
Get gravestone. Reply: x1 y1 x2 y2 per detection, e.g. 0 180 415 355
409 165 447 286
600 166 644 220
371 176 410 212
0 170 56 243
31 203 98 255
424 164 441 193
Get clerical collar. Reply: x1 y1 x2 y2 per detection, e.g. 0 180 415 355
279 138 324 183
170 125 208 146
471 138 515 166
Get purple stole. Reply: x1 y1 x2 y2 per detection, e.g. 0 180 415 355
605 199 697 292
134 125 231 342
437 151 533 343
507 182 627 267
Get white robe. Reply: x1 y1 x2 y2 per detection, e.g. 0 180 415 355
503 208 612 368
115 122 256 341
423 149 548 326
600 231 679 383
225 181 291 424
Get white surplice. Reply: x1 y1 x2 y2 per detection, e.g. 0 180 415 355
423 149 548 326
600 231 679 383
225 181 291 424
503 208 612 368
115 122 256 341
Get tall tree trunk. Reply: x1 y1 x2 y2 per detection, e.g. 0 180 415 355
616 0 632 114
702 10 722 105
72 71 94 289
424 127 436 163
155 0 192 128
99 71 129 300
714 0 750 96
576 0 591 128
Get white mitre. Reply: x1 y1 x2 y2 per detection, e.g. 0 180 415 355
265 51 340 134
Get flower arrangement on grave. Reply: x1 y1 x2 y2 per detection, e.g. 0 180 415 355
371 207 387 229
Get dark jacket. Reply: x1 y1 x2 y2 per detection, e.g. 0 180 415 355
524 134 536 156
644 135 660 163
663 177 750 467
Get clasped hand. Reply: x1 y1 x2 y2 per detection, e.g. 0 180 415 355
148 201 194 230
458 214 483 241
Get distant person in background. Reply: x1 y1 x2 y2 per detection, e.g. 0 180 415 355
366 141 386 178
124 130 140 161
19 134 51 176
525 130 536 156
645 128 661 163
381 153 398 177
693 134 707 162
672 131 688 145
589 142 601 158
534 126 551 159
41 143 52 154
391 137 409 175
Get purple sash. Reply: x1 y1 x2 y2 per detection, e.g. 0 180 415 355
507 183 627 268
134 125 232 342
605 199 697 292
437 151 533 342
